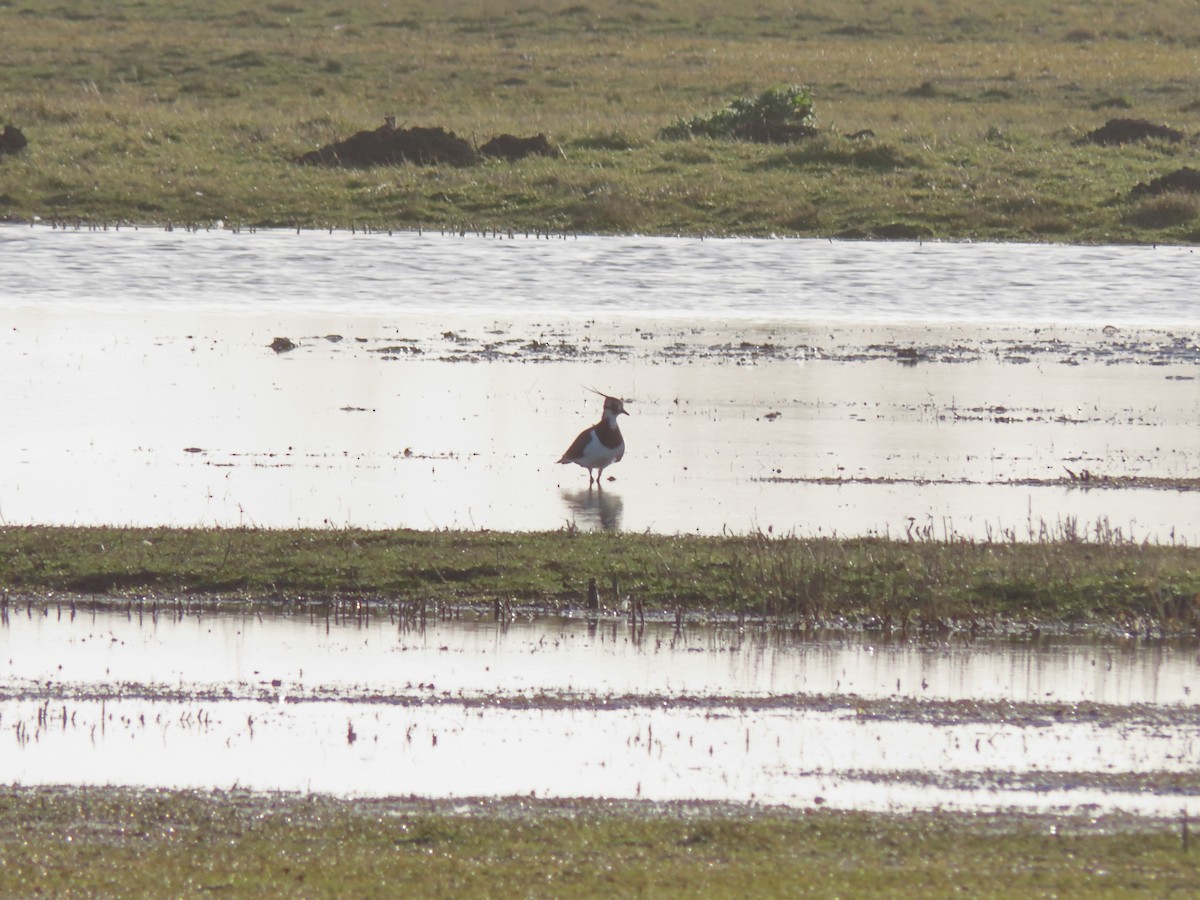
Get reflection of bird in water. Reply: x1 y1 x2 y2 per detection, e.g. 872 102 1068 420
557 392 628 488
560 487 624 532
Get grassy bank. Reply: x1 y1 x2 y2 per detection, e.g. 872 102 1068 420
2 526 1197 633
0 787 1195 897
2 0 1199 241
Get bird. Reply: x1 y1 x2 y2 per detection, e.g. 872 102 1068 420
558 391 628 488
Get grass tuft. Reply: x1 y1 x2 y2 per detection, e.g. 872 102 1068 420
570 131 644 151
1123 191 1200 228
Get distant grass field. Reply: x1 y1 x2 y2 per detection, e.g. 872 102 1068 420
1 0 1199 240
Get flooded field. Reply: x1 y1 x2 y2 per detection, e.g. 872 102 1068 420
0 306 1196 538
3 604 1199 815
2 226 1197 539
1 226 1197 815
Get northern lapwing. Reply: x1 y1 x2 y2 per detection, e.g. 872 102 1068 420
558 391 628 488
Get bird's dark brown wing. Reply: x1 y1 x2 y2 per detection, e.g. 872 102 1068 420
558 427 593 463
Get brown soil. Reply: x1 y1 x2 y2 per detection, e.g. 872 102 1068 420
479 133 557 161
0 124 27 156
1074 118 1187 146
297 122 475 167
1130 166 1200 199
296 121 557 167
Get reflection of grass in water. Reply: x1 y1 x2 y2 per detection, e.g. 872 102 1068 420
1 524 1196 633
2 786 1199 895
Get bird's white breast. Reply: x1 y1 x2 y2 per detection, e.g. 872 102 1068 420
573 431 624 468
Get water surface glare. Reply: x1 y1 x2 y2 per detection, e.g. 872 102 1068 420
4 609 1199 815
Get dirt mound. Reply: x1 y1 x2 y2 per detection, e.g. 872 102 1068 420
479 133 556 161
1074 118 1186 146
0 124 27 156
1130 167 1200 199
297 120 559 168
297 122 476 167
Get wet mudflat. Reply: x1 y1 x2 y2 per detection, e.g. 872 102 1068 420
3 604 1199 816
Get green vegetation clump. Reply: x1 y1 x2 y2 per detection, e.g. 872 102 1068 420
661 85 816 142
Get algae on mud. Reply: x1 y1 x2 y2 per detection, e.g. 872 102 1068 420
1 526 1197 633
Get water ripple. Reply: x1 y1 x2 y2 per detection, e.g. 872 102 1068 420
2 225 1197 324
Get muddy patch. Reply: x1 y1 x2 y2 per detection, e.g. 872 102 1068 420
0 124 27 157
480 133 558 161
1074 117 1187 146
1131 166 1200 199
296 120 557 167
333 322 1200 367
755 473 1200 492
297 122 475 167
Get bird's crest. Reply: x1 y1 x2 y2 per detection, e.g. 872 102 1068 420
586 386 629 416
586 386 630 405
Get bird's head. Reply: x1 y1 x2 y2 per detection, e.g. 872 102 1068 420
603 395 628 417
590 388 629 418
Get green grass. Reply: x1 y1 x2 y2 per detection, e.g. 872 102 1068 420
2 0 1200 240
0 787 1196 897
2 525 1197 633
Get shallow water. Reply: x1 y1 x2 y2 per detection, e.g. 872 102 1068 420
4 225 1199 323
7 696 1198 814
0 291 1196 537
4 606 1197 706
3 608 1198 815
